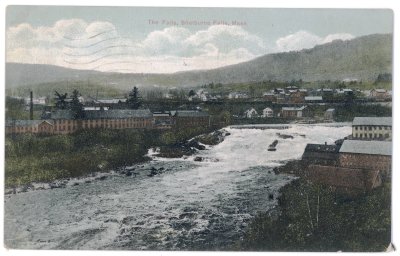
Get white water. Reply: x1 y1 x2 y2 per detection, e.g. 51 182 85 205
4 124 351 250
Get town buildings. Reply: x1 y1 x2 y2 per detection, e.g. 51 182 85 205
281 106 309 118
5 120 54 135
369 89 390 101
244 108 258 118
6 109 210 135
338 140 391 175
262 107 274 118
351 117 392 140
302 116 392 193
324 108 335 122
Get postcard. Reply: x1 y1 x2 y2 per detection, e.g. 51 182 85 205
3 6 394 252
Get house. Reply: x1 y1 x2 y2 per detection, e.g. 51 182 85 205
324 108 335 121
5 120 55 135
275 93 287 103
369 89 390 101
281 106 308 118
174 110 210 128
352 117 392 141
262 107 273 118
263 93 276 102
288 91 305 104
24 97 47 105
228 92 249 99
244 108 258 118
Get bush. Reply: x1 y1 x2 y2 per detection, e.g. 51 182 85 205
239 179 391 252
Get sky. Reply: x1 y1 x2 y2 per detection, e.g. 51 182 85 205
6 6 393 73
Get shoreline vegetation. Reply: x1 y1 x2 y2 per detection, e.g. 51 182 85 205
4 126 226 189
235 160 391 252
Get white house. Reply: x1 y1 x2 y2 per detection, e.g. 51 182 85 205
262 107 274 118
244 108 258 118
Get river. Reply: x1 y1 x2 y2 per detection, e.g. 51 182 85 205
4 124 351 250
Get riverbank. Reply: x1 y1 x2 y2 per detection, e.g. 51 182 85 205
236 165 391 252
4 127 226 190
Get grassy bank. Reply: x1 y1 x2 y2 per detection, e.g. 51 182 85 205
236 178 391 252
5 126 215 188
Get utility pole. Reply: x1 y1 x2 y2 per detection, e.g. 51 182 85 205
30 91 33 120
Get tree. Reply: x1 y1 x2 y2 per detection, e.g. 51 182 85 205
71 89 85 119
188 89 196 98
127 86 142 109
249 85 256 98
54 91 68 109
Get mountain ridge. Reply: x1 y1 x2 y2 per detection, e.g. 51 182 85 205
6 33 392 90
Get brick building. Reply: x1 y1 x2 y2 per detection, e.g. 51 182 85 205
281 106 309 118
338 140 392 175
153 112 174 129
304 140 391 193
351 117 392 141
5 120 55 135
6 109 154 135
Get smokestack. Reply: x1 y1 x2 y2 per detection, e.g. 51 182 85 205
30 91 33 120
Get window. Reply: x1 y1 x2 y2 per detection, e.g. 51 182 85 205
369 126 372 131
355 126 358 130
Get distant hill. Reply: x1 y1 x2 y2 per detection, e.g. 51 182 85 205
6 33 392 93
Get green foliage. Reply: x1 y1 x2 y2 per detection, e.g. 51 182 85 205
161 132 178 145
239 179 391 252
335 104 391 122
127 86 142 109
70 89 85 119
7 81 123 99
5 126 212 187
5 96 43 120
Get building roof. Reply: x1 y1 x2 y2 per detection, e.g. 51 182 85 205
96 99 127 104
352 117 392 126
304 143 339 153
50 109 153 120
371 89 387 93
339 140 392 156
282 106 307 111
326 108 335 112
5 120 54 127
305 96 323 101
175 110 209 117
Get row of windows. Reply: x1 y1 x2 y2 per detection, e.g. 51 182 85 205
355 133 390 139
81 122 148 129
354 126 391 131
12 126 37 132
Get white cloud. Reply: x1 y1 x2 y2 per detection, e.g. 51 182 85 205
276 30 355 52
6 20 267 73
6 20 355 73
